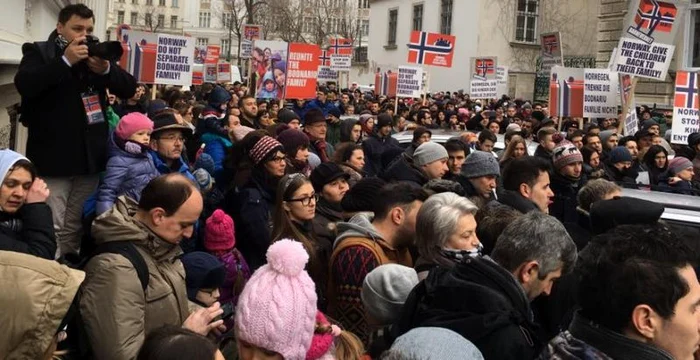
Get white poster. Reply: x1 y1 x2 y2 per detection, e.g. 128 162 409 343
155 34 195 86
330 55 352 71
496 66 509 97
583 69 618 118
396 66 423 98
469 80 498 99
317 66 338 83
613 38 673 80
671 71 700 145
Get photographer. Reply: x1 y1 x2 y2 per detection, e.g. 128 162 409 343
14 4 137 258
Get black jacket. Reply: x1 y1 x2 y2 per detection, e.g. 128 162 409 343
381 153 428 188
549 172 586 224
534 145 553 163
395 257 544 360
602 162 638 188
312 198 344 247
362 133 400 177
0 203 55 260
15 31 137 177
492 189 541 214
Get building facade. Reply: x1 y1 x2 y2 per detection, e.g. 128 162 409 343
106 0 186 40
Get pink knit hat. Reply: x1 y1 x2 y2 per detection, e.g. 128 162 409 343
204 209 235 251
235 239 317 359
115 113 153 141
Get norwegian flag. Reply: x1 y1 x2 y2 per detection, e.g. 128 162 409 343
82 94 103 124
319 49 332 66
674 71 699 109
406 31 455 68
374 71 397 97
328 37 353 56
475 59 495 78
542 34 559 56
634 0 677 35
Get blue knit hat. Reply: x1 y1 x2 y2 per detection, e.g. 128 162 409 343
194 153 216 176
181 252 226 302
609 146 632 164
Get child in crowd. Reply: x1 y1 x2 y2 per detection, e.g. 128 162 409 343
258 73 278 99
181 251 226 308
306 311 366 360
96 112 159 215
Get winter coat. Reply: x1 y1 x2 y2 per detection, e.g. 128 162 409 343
534 145 553 163
304 98 340 117
381 153 429 189
327 120 342 146
149 150 196 183
210 248 251 332
337 162 364 187
224 170 276 270
601 163 638 188
113 100 148 118
540 312 675 360
313 198 344 247
363 132 401 177
96 133 159 215
0 203 55 260
15 30 137 177
489 189 541 214
200 133 233 184
395 256 544 360
549 172 586 224
257 71 278 99
80 196 190 360
339 118 360 143
658 173 700 196
0 251 84 359
308 138 335 162
583 163 605 181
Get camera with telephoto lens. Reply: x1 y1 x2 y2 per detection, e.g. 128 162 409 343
82 35 123 62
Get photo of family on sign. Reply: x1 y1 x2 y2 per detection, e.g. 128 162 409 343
253 40 288 100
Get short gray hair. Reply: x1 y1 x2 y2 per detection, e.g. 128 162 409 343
577 179 621 212
491 212 577 277
416 192 479 267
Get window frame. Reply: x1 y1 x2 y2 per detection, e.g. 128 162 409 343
514 0 539 44
683 1 700 70
117 10 125 24
412 3 424 32
440 0 453 35
130 11 138 25
170 15 178 28
221 38 230 58
387 8 398 47
172 0 179 7
196 38 209 47
159 0 166 6
199 11 211 28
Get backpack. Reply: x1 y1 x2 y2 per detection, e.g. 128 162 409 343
60 241 149 359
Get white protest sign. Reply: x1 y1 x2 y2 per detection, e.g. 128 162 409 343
155 34 194 86
330 55 352 71
241 39 253 59
469 80 498 99
583 69 618 118
396 66 423 98
231 66 242 83
619 73 639 136
317 66 338 83
540 32 564 75
671 71 700 145
613 0 686 81
496 66 509 97
217 63 231 82
204 64 217 83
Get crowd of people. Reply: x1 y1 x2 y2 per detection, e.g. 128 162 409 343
3 4 700 360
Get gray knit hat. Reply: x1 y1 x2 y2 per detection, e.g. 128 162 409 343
361 264 419 325
389 327 484 360
599 130 617 146
413 142 449 166
461 151 500 179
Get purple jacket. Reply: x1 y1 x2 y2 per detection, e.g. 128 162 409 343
211 248 251 330
96 134 159 215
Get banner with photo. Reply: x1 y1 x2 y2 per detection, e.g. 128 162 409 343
252 40 288 100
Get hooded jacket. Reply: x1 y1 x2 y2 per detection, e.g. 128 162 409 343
96 133 160 215
601 162 638 188
339 118 361 143
257 71 278 99
363 131 401 177
395 257 543 360
381 153 429 189
0 251 85 359
79 196 190 360
0 151 56 259
328 212 413 344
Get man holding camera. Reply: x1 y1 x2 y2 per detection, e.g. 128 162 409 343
14 4 137 257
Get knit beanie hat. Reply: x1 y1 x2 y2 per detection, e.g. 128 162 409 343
231 125 256 142
235 239 317 360
310 163 350 193
278 109 301 125
181 252 226 301
205 209 235 251
377 113 393 129
327 106 341 119
609 146 633 164
390 327 484 360
599 130 617 146
193 168 213 193
250 136 284 165
341 177 387 213
277 129 310 158
413 142 448 166
412 126 432 143
669 157 694 175
305 311 339 360
461 151 500 179
115 112 153 141
194 153 216 176
552 141 583 170
361 264 419 325
304 108 326 126
688 132 700 149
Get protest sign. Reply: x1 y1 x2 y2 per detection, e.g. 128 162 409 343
194 46 206 65
613 0 686 80
205 45 220 64
318 66 338 83
192 69 204 86
328 37 354 56
253 40 288 100
397 66 423 98
241 39 253 59
119 30 194 86
469 80 498 99
540 32 564 75
671 71 700 145
204 64 217 83
242 24 262 59
217 63 231 82
407 31 456 68
469 57 497 81
583 69 618 118
330 55 352 71
285 43 320 99
619 73 639 135
375 65 398 97
231 66 242 83
496 66 509 97
549 66 584 117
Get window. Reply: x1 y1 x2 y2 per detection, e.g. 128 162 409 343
130 12 138 25
387 9 398 46
303 17 313 34
157 15 165 27
440 0 453 34
146 0 152 5
329 18 340 34
201 0 210 4
221 39 230 58
145 13 152 27
197 38 209 47
159 0 166 6
358 0 370 9
172 0 178 7
354 46 368 63
117 11 125 24
171 15 178 28
118 0 125 2
412 4 423 31
132 0 138 4
515 0 539 43
685 1 700 68
222 12 233 28
199 12 211 28
361 19 369 37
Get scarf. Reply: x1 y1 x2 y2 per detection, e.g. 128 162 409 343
55 34 69 51
441 244 484 262
313 140 330 163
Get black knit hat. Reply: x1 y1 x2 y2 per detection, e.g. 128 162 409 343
341 177 387 213
278 109 301 124
377 113 393 129
310 163 350 193
688 132 700 148
277 129 309 158
181 252 226 302
412 126 432 143
589 197 665 235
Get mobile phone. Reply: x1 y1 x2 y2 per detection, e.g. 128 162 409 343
221 302 234 320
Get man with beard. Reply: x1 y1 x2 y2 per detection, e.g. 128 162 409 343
602 146 638 187
238 95 258 129
328 183 429 344
549 141 586 223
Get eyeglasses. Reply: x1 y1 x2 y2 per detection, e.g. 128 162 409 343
159 135 185 143
269 155 286 163
286 193 319 206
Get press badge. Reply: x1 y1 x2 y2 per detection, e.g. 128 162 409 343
81 91 105 125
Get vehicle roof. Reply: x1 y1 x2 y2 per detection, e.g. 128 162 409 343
392 130 539 154
621 188 700 225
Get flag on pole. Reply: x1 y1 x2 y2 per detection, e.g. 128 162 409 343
406 31 456 68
